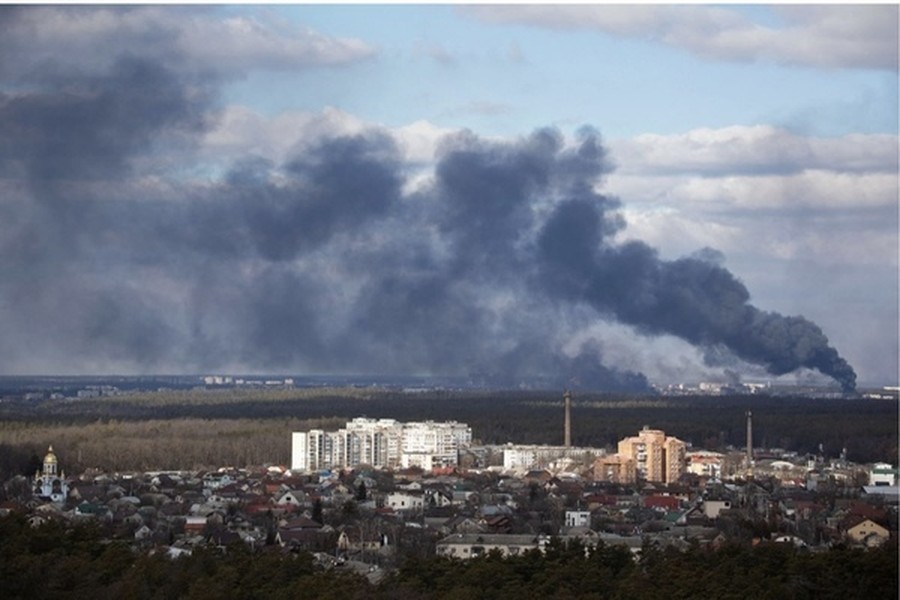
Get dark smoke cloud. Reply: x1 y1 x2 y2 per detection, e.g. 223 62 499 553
536 197 857 392
0 39 857 392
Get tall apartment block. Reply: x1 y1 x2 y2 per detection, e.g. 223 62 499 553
593 426 687 484
291 418 472 472
616 426 687 483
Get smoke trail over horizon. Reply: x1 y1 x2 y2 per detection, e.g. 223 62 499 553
0 51 857 391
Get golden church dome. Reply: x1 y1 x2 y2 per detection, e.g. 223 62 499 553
44 445 58 464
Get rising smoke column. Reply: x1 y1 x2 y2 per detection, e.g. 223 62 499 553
533 131 857 392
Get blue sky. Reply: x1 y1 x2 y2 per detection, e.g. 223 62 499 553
223 4 897 139
0 5 897 387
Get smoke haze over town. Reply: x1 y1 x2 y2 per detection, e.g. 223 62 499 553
0 5 896 389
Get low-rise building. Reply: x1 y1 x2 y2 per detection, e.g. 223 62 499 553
846 518 890 547
436 533 549 558
869 463 898 486
593 454 637 484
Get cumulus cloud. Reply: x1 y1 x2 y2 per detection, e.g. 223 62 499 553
463 4 899 70
604 125 898 269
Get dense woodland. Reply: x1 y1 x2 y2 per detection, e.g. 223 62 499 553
0 514 896 600
0 388 897 477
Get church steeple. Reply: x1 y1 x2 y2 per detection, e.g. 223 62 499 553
43 445 58 477
34 444 68 504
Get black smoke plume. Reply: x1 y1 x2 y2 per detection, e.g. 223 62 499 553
0 40 857 391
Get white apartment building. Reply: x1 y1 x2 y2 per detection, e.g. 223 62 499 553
291 418 471 472
401 420 472 470
501 444 606 471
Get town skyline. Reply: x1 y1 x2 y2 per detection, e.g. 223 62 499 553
0 5 897 387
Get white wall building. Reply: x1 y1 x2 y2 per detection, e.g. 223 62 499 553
686 451 724 478
291 418 471 472
501 444 606 471
386 492 425 512
869 463 899 486
33 445 68 504
565 510 591 529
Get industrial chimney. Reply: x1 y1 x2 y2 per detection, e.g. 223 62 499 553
746 410 753 466
564 390 572 448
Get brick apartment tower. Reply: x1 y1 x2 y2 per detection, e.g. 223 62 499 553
616 426 687 483
564 390 572 448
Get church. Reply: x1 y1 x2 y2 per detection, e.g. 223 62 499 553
33 445 68 504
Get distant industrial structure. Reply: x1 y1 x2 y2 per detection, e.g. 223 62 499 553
746 410 754 468
291 418 472 472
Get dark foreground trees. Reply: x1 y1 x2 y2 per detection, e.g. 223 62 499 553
1 515 896 600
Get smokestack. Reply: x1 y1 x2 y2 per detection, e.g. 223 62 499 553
564 390 572 448
746 410 753 465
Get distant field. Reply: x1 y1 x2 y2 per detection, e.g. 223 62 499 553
0 388 896 475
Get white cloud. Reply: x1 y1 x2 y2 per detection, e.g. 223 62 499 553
202 105 369 165
611 126 898 176
0 6 375 80
464 4 899 70
606 125 898 271
393 119 459 164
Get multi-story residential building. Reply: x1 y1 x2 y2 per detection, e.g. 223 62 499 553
502 444 606 471
345 418 404 469
592 454 637 484
291 418 471 472
401 420 472 470
614 426 687 484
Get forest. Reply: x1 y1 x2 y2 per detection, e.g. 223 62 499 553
0 387 897 477
0 514 896 600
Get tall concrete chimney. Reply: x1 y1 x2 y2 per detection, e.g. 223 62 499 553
746 410 753 465
564 390 572 448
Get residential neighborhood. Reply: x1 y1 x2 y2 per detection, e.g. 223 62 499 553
3 426 897 578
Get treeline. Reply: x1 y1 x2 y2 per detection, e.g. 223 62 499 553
0 417 346 477
0 390 896 476
1 514 896 600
